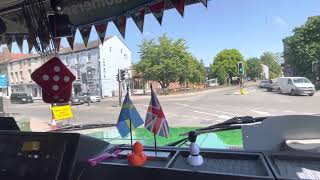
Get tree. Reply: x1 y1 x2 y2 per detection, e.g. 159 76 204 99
283 16 320 80
135 34 205 89
210 49 244 84
246 57 263 79
260 52 282 79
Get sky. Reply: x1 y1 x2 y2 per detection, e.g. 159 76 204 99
4 0 320 66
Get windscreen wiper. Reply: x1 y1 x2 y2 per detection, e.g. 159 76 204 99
166 116 268 147
51 123 116 132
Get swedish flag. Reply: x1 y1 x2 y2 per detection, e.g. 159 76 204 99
116 92 144 137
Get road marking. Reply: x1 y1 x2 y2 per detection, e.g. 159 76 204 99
175 103 239 116
284 110 297 113
250 110 271 116
193 111 231 119
135 104 149 107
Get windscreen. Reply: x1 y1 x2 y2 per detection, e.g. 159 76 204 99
1 0 319 149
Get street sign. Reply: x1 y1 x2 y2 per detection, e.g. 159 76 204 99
51 105 74 121
0 74 8 88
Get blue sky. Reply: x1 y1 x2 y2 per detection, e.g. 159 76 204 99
5 0 320 66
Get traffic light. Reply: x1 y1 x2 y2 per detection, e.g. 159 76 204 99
120 70 126 81
238 62 244 75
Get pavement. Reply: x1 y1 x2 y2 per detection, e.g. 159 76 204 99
4 85 320 131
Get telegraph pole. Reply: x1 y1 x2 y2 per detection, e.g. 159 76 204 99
118 69 122 107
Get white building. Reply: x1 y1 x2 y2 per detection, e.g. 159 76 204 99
99 36 132 97
59 35 132 97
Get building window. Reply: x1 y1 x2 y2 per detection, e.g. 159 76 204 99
109 47 112 52
15 72 19 83
28 69 32 81
76 54 80 64
121 49 123 54
66 56 70 65
20 71 23 81
124 54 128 60
28 59 31 67
87 52 91 63
19 61 22 69
11 72 14 83
10 63 13 70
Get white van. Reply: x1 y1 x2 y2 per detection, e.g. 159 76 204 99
277 77 315 96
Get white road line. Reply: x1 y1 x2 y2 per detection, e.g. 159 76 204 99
284 110 297 113
193 111 231 119
250 110 271 116
175 103 239 116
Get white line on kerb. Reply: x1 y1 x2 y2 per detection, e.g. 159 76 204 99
250 110 271 116
193 111 231 119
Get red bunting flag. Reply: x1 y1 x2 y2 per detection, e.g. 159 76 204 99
199 0 208 7
79 26 92 47
53 38 61 52
169 0 186 17
131 9 145 33
94 22 108 44
113 16 127 39
15 36 24 53
5 35 13 53
67 29 76 50
149 1 165 25
27 37 33 54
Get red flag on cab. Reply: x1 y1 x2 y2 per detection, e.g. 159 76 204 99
131 9 145 33
114 16 127 39
95 22 108 44
15 36 24 53
199 0 208 7
80 26 92 47
169 0 186 17
27 37 34 53
149 1 165 25
67 29 76 50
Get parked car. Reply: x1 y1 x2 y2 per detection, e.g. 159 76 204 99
276 77 315 96
207 79 218 87
79 93 101 103
70 96 85 105
10 93 34 104
259 80 272 89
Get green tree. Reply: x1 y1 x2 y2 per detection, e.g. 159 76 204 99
260 52 282 79
210 49 244 84
246 57 263 79
135 34 205 89
283 16 320 80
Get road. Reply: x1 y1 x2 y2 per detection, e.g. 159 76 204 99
4 86 320 131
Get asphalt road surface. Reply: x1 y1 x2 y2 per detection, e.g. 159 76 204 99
4 86 320 131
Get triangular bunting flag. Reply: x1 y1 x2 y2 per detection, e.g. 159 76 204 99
27 37 33 54
94 22 108 44
53 38 61 52
67 29 76 50
149 1 165 25
113 16 127 39
5 35 13 53
15 36 24 53
169 0 186 17
131 9 145 33
199 0 208 7
79 26 92 47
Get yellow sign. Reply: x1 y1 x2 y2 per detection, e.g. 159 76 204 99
51 105 73 121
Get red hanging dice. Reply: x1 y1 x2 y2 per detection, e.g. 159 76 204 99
31 57 76 103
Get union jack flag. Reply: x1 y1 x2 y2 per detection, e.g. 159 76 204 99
144 89 169 138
